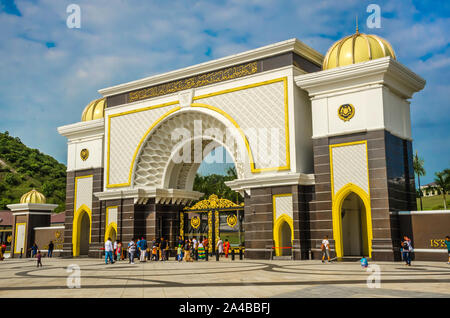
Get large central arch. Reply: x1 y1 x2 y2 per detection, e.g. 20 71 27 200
132 107 251 190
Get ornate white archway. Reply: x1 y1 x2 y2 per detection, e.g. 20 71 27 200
132 107 251 190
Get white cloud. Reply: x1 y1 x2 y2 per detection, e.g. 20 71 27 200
0 0 448 178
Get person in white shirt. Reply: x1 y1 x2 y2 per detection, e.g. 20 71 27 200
128 239 136 264
321 235 331 263
105 237 114 264
216 237 224 257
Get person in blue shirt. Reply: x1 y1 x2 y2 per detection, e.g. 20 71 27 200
139 237 147 262
360 256 368 269
136 238 142 259
445 235 450 265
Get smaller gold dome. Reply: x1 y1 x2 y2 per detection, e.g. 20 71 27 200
81 98 106 121
20 189 46 204
323 31 396 70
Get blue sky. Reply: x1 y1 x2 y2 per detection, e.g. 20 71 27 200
0 0 449 183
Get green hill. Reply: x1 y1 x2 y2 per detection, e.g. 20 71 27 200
0 131 66 212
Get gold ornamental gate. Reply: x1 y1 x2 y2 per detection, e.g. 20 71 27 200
181 194 244 254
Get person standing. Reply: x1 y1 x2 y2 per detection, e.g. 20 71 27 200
36 250 43 267
445 236 450 265
30 243 38 258
0 242 4 261
321 235 331 263
177 244 183 262
192 237 198 261
47 241 54 258
198 241 206 260
139 237 147 262
113 240 118 261
105 237 114 264
117 241 122 261
160 237 167 261
128 238 136 264
223 239 230 259
216 237 224 258
402 236 413 266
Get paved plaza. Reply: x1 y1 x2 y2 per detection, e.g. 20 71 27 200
0 257 449 298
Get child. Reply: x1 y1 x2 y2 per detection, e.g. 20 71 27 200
360 256 368 269
36 250 42 268
177 244 182 262
152 246 157 261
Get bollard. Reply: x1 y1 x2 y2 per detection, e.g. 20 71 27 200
20 248 23 258
231 249 235 261
239 248 243 260
216 252 219 261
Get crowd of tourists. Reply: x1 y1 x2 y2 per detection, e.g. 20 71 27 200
104 235 233 265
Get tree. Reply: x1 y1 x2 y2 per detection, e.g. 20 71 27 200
433 169 450 210
413 151 426 210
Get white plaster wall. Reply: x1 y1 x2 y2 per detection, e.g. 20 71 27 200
311 85 412 140
67 137 104 172
292 84 313 174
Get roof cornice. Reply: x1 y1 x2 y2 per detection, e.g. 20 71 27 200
57 118 105 140
98 38 324 97
295 57 426 99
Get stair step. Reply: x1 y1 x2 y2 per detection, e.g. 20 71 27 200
272 256 292 260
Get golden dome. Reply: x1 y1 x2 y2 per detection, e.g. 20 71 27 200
20 189 46 204
323 31 396 70
81 98 106 121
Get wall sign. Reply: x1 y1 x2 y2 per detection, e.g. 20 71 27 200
80 148 89 161
338 103 355 121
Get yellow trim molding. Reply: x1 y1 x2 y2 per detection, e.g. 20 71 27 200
13 222 26 254
104 222 118 243
106 77 290 188
329 140 373 258
272 194 294 257
105 206 118 242
72 204 92 257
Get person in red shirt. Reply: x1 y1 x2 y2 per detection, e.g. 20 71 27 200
223 239 230 258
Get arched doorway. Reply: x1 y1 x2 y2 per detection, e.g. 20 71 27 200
79 211 90 256
105 224 117 243
278 221 292 256
274 214 293 257
72 206 92 257
341 192 369 256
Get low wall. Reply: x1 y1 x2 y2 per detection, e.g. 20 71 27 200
395 210 449 262
33 226 65 257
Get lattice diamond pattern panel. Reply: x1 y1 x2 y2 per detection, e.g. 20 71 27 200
108 105 177 185
196 80 287 170
332 143 369 195
134 112 247 188
275 195 293 221
75 176 93 212
107 207 118 226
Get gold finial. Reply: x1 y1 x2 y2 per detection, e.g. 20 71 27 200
356 15 359 34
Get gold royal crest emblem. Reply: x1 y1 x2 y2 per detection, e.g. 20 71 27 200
80 148 89 161
226 214 237 228
338 104 355 121
190 216 201 229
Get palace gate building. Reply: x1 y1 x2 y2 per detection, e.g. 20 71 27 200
57 31 428 261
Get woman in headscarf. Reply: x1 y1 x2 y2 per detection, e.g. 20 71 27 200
198 241 206 260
